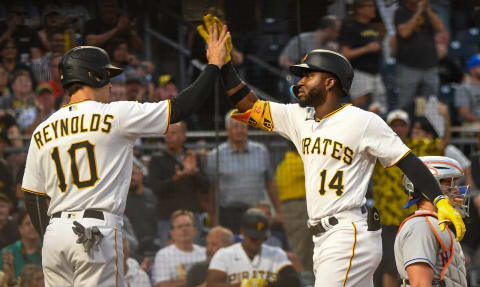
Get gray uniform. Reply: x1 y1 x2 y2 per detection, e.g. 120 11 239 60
394 212 467 287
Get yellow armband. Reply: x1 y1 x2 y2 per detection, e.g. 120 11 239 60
230 100 273 131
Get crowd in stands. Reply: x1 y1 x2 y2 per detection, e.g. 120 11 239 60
0 0 480 286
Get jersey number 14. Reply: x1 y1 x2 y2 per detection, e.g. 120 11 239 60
319 169 344 196
50 140 99 193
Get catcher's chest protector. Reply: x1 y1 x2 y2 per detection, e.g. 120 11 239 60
398 212 467 287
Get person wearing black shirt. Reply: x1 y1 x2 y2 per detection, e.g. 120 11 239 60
84 0 143 52
394 0 445 110
339 0 387 114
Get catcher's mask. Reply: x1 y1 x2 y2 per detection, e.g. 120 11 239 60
403 156 470 217
289 49 354 98
59 46 123 89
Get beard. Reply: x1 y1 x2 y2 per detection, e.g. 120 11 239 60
299 86 326 108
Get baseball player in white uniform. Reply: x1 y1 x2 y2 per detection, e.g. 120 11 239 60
21 23 229 287
197 15 466 287
395 156 468 287
207 208 301 287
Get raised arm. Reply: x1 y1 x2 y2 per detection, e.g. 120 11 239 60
169 23 229 124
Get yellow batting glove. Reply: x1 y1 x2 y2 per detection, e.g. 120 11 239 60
240 278 268 287
434 196 466 241
196 14 232 64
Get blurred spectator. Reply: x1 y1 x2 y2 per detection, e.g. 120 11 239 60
254 201 288 249
9 69 35 127
207 208 300 287
125 159 158 256
455 54 480 124
125 69 145 102
275 143 313 273
46 54 64 104
394 0 445 110
0 64 12 110
279 15 341 70
0 5 43 62
58 0 91 34
411 115 475 188
340 0 387 114
152 75 178 102
84 0 144 53
147 122 211 248
37 5 64 52
0 193 19 250
106 38 129 70
0 39 24 74
0 210 41 279
31 30 69 84
123 235 152 287
152 210 206 287
23 84 55 135
205 113 283 231
110 82 127 102
18 264 44 287
0 112 23 179
185 226 234 287
372 108 447 287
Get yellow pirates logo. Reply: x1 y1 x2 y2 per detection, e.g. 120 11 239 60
257 222 264 231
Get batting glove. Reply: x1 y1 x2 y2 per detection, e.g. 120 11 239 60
197 14 232 64
434 196 466 241
72 221 104 253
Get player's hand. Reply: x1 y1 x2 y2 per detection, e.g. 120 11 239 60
434 196 466 241
197 14 232 64
240 278 268 287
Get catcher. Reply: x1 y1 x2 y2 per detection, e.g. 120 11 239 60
395 156 468 287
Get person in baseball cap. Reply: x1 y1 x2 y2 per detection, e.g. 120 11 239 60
241 207 271 240
386 109 410 142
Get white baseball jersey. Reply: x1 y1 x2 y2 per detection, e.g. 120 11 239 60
22 99 170 216
209 242 291 284
394 212 467 286
269 103 410 221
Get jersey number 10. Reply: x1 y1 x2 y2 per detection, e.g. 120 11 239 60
50 140 99 193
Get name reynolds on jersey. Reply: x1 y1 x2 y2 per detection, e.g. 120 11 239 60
227 270 277 283
33 114 114 149
301 137 354 165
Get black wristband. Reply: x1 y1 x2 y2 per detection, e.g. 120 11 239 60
221 61 241 90
229 85 250 106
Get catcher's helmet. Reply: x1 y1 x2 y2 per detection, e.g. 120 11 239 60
403 156 470 216
59 46 123 89
289 49 354 95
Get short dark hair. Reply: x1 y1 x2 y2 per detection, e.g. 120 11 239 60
17 208 29 227
319 15 339 30
414 116 438 138
66 83 85 96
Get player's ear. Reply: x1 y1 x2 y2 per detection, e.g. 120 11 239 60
325 76 336 91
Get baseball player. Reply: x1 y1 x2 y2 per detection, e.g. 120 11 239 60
197 15 466 287
207 208 301 287
395 156 468 287
21 23 229 287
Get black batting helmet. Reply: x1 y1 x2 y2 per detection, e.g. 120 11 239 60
59 46 123 89
290 49 354 95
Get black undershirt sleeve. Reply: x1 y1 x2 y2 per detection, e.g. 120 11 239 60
396 152 443 201
24 192 49 237
169 64 220 124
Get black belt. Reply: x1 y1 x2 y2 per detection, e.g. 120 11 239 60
403 279 445 287
52 210 104 220
308 205 367 236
